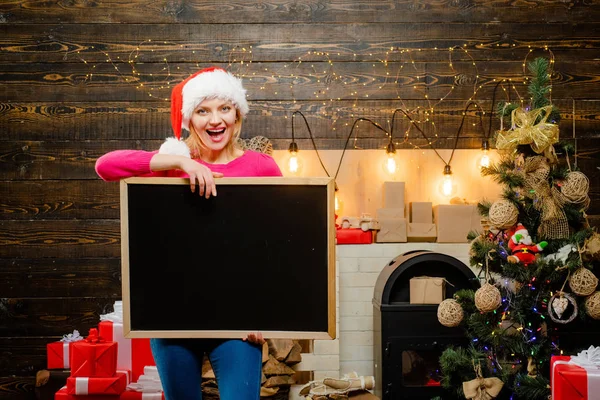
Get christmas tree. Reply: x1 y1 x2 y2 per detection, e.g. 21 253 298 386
435 58 600 400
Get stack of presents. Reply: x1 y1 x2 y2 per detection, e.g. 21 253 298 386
336 181 482 244
45 301 164 400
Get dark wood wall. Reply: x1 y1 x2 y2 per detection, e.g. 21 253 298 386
1 1 600 397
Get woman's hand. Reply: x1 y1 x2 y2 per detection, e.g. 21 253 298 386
243 332 265 346
179 158 223 198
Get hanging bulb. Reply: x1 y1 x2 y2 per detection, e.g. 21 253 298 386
383 141 398 174
439 165 456 197
286 142 303 175
334 183 342 214
479 139 490 169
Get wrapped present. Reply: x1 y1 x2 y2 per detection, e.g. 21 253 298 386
409 277 446 304
551 347 600 400
409 202 433 224
407 223 436 242
433 204 482 243
383 181 405 209
66 371 128 395
70 328 118 378
120 390 165 400
336 228 372 244
55 386 116 400
99 321 154 383
375 218 407 243
47 330 84 369
376 207 404 219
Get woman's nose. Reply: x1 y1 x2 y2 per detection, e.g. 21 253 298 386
209 113 221 124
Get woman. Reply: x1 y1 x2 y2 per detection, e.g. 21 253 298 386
96 67 282 399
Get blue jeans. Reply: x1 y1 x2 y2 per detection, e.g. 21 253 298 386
150 338 262 400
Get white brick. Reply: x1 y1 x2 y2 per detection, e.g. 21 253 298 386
357 257 391 272
338 257 359 272
294 354 339 371
340 287 374 302
314 339 340 355
340 344 373 361
340 272 379 287
340 331 374 346
340 316 373 332
313 370 340 380
340 301 373 317
337 245 385 258
340 361 375 377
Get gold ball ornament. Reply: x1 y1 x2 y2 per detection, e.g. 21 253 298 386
488 199 519 230
585 291 600 320
569 267 599 296
475 283 502 312
437 299 464 327
560 171 590 205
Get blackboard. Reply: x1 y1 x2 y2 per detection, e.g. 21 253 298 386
120 177 336 339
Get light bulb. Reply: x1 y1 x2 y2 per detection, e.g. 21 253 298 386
286 142 303 175
383 142 398 174
439 165 457 197
478 139 490 169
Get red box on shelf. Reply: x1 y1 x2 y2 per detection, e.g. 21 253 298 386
70 329 118 378
336 228 372 244
66 371 128 395
120 390 165 400
551 355 600 400
47 342 73 369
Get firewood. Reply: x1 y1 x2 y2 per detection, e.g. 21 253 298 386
284 341 303 365
263 375 295 387
267 339 295 361
263 355 296 375
261 371 267 384
201 356 215 379
260 386 280 397
262 341 269 363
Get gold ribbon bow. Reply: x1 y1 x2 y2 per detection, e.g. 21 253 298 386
496 106 559 159
463 363 504 400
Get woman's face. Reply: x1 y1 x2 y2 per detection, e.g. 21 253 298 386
190 98 237 153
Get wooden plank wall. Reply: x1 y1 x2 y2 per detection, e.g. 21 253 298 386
1 1 600 397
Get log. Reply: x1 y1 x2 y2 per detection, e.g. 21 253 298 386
263 375 295 388
262 355 296 376
260 386 279 397
285 342 303 365
266 339 295 361
201 356 215 379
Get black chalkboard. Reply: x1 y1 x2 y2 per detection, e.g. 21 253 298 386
120 177 336 339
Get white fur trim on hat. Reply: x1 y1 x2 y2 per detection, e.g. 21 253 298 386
181 69 248 131
158 137 191 158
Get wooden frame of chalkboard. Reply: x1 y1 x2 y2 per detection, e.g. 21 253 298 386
120 177 336 340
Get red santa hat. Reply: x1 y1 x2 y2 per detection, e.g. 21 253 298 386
159 67 249 156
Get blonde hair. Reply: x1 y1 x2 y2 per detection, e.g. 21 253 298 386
184 108 243 159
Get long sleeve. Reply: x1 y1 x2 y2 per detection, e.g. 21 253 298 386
95 150 159 181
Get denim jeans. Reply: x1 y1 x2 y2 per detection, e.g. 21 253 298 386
150 338 262 400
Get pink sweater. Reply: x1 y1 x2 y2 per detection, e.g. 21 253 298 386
95 149 282 181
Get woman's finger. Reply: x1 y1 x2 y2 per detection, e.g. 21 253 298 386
197 174 206 197
189 174 196 193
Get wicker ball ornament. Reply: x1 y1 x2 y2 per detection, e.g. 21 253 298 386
585 291 600 320
475 283 502 312
569 267 599 296
437 299 464 327
560 171 590 205
488 199 519 230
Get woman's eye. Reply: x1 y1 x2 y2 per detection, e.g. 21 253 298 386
221 106 231 112
196 109 207 114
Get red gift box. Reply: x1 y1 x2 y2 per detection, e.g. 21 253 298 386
47 341 73 369
120 390 165 400
336 228 372 244
55 386 116 400
551 355 600 400
66 371 127 395
70 328 118 378
99 321 155 382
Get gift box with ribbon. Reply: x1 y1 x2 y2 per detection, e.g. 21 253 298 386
55 386 116 400
336 228 372 244
66 371 128 395
47 330 84 369
551 346 600 400
99 302 155 383
409 277 447 304
70 328 118 378
120 391 165 400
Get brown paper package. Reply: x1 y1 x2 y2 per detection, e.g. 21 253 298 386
407 223 437 242
409 277 446 304
382 181 405 209
409 202 433 224
434 204 482 243
375 218 407 243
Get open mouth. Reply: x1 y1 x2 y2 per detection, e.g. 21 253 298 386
206 128 226 136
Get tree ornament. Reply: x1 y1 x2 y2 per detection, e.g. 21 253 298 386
569 267 599 296
505 223 547 266
462 362 504 400
475 283 502 312
549 291 578 324
488 200 519 230
559 171 590 208
582 232 600 261
437 299 464 327
585 291 600 320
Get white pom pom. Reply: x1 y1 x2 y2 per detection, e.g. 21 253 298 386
158 137 190 158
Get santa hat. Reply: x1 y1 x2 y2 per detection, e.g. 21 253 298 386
159 67 249 156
